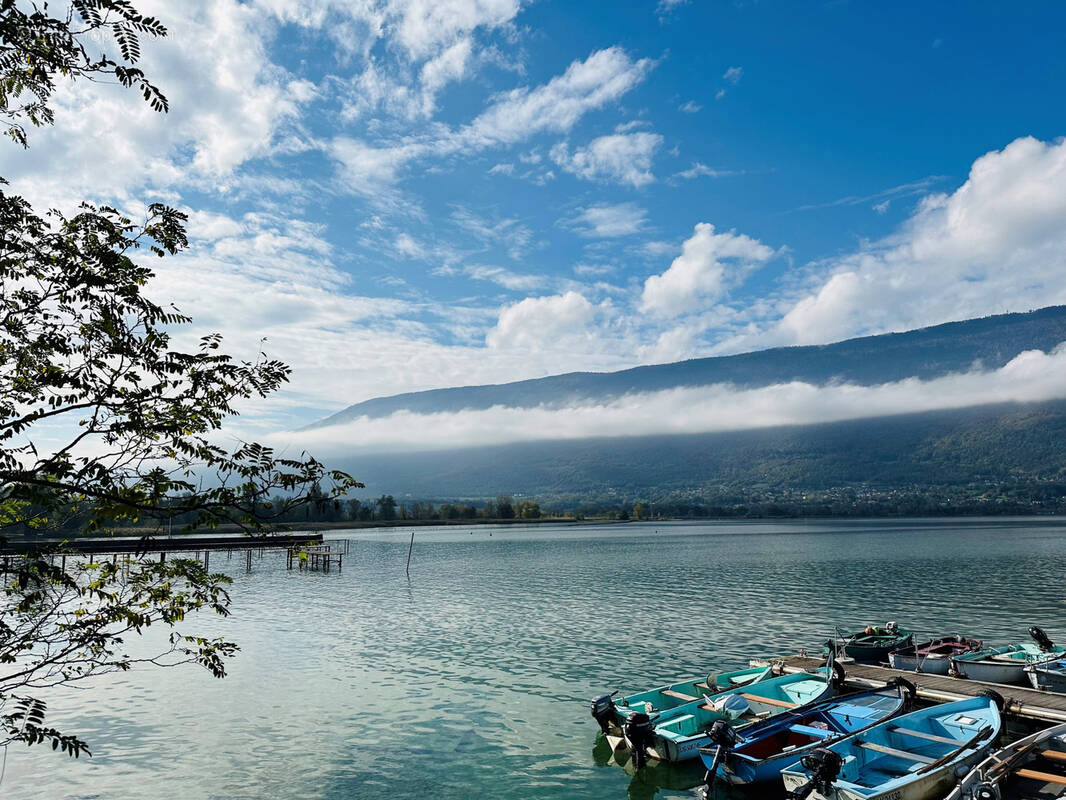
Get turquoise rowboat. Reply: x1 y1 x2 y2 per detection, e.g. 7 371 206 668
952 628 1065 685
627 668 834 764
780 693 1002 800
951 626 1064 685
591 664 775 745
608 664 773 725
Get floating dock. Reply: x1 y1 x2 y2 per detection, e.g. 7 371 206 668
756 655 1066 724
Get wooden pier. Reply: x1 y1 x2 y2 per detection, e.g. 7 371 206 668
1 534 351 575
757 655 1066 724
285 544 344 572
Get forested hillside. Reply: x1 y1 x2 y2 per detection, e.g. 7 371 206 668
333 399 1066 514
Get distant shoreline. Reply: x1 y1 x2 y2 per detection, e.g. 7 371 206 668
7 510 1065 544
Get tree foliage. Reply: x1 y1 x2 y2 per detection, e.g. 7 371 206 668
0 1 361 761
0 0 169 146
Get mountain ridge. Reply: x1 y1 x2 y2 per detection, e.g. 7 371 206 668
308 306 1066 428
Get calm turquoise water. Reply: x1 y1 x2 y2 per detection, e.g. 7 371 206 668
6 518 1066 799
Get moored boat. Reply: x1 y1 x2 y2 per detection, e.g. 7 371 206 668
633 668 835 764
601 664 774 728
698 679 914 786
590 664 776 747
888 635 983 674
1025 658 1066 692
833 622 913 664
952 628 1065 685
780 692 1003 800
946 719 1066 799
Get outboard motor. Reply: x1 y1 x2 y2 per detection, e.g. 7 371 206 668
590 691 619 735
885 621 900 635
786 748 844 800
886 676 917 708
624 712 656 770
701 720 737 786
1029 625 1055 652
972 782 1001 800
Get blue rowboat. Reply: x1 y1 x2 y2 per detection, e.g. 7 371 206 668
698 680 914 786
952 628 1065 685
632 668 836 764
780 692 1003 800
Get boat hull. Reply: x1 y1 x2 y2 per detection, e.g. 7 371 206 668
1026 663 1066 692
888 652 953 675
781 759 974 800
950 657 1027 685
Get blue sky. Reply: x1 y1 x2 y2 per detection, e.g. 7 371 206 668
4 0 1066 445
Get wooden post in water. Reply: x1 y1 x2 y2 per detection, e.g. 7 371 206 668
246 549 252 572
203 550 209 570
406 531 414 576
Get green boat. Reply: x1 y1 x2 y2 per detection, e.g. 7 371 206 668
622 668 835 764
832 622 913 663
605 664 774 726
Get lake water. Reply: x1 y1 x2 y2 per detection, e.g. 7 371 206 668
6 517 1066 799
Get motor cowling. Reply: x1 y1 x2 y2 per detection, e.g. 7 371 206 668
972 783 1000 800
1029 625 1055 652
590 691 618 735
624 712 655 770
786 748 844 800
701 720 737 786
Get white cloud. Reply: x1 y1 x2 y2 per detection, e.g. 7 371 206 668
767 136 1066 346
0 0 309 207
451 207 534 259
458 264 545 291
673 162 742 180
328 47 652 196
460 47 653 147
795 176 945 212
641 223 776 316
723 66 744 84
550 131 663 187
678 100 701 113
656 0 690 14
328 138 427 198
286 345 1066 452
486 291 603 350
563 202 648 237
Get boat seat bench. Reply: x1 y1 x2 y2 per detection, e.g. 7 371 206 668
789 723 833 739
1016 768 1066 786
1041 750 1066 763
888 726 967 747
660 689 698 702
739 693 797 709
857 742 936 764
